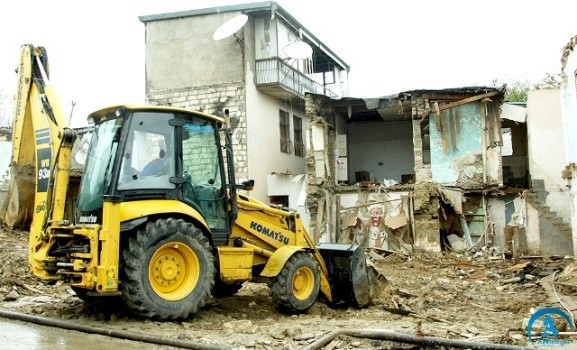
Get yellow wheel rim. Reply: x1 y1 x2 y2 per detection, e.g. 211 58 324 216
149 242 199 301
292 265 315 300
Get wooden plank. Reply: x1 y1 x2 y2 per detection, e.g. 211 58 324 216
438 91 500 112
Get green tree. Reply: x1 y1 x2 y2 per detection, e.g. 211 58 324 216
496 73 562 102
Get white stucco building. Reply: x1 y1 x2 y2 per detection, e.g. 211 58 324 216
139 2 349 214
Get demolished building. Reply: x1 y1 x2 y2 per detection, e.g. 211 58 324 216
305 86 573 257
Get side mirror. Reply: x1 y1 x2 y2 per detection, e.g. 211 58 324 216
242 180 255 191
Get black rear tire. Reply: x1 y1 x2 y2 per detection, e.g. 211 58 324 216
270 251 320 314
211 280 243 298
120 217 215 320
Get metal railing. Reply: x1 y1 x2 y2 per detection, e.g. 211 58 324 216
255 58 339 98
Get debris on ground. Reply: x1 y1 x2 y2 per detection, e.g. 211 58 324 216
1 228 576 349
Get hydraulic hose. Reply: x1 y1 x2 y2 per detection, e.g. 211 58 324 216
0 308 531 350
303 328 532 350
0 308 234 350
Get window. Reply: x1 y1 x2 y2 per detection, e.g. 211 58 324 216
269 195 289 207
293 115 305 157
117 112 175 191
279 110 291 154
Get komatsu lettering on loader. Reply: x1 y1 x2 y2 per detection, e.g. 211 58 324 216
0 44 379 320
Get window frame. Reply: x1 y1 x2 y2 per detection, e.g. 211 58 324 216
293 115 305 157
279 109 291 154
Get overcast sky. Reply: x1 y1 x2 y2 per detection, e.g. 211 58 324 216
0 0 575 127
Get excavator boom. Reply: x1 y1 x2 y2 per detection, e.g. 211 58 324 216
0 45 76 234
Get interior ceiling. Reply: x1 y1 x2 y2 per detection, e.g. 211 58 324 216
326 96 412 122
321 86 504 123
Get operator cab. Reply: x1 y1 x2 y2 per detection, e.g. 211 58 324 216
76 106 230 242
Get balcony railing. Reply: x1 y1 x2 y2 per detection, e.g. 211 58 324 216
255 58 339 99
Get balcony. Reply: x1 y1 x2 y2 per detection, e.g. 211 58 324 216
255 58 338 100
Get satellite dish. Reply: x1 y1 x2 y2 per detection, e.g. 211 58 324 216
283 40 313 60
74 142 88 166
213 14 248 41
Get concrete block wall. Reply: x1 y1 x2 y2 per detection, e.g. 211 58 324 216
146 82 248 181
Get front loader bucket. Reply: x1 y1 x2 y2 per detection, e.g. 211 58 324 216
317 243 379 307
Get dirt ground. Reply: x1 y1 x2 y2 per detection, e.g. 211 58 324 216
2 228 577 350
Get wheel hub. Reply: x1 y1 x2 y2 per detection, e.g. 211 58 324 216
149 243 199 300
292 266 314 300
155 256 180 284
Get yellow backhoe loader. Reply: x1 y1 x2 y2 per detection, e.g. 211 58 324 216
1 44 378 320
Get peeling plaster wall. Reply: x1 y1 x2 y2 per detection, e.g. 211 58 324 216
429 103 484 187
336 189 412 250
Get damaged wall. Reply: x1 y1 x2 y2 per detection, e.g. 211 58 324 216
430 104 483 187
305 94 338 241
305 87 573 257
428 101 502 188
412 182 441 252
338 189 412 252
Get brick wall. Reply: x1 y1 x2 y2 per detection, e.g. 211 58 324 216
146 82 248 180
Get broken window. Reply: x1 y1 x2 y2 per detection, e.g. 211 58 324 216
501 127 513 156
279 110 291 154
294 115 305 157
501 120 528 188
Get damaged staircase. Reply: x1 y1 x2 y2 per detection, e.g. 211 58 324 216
524 179 573 257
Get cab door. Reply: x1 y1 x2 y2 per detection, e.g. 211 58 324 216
180 117 228 242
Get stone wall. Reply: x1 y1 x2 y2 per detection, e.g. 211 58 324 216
146 83 248 181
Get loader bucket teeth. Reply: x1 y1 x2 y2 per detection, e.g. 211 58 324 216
316 243 381 307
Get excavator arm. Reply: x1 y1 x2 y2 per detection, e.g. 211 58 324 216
0 45 76 236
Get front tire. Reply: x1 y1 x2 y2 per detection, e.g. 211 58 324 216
270 251 320 314
120 217 215 320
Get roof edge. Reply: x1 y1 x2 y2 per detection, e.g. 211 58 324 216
138 1 349 71
138 1 275 22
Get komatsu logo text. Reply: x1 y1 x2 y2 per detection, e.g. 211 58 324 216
79 215 97 224
250 221 289 244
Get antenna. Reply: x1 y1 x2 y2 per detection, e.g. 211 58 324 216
212 14 248 41
283 40 313 60
68 101 76 125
